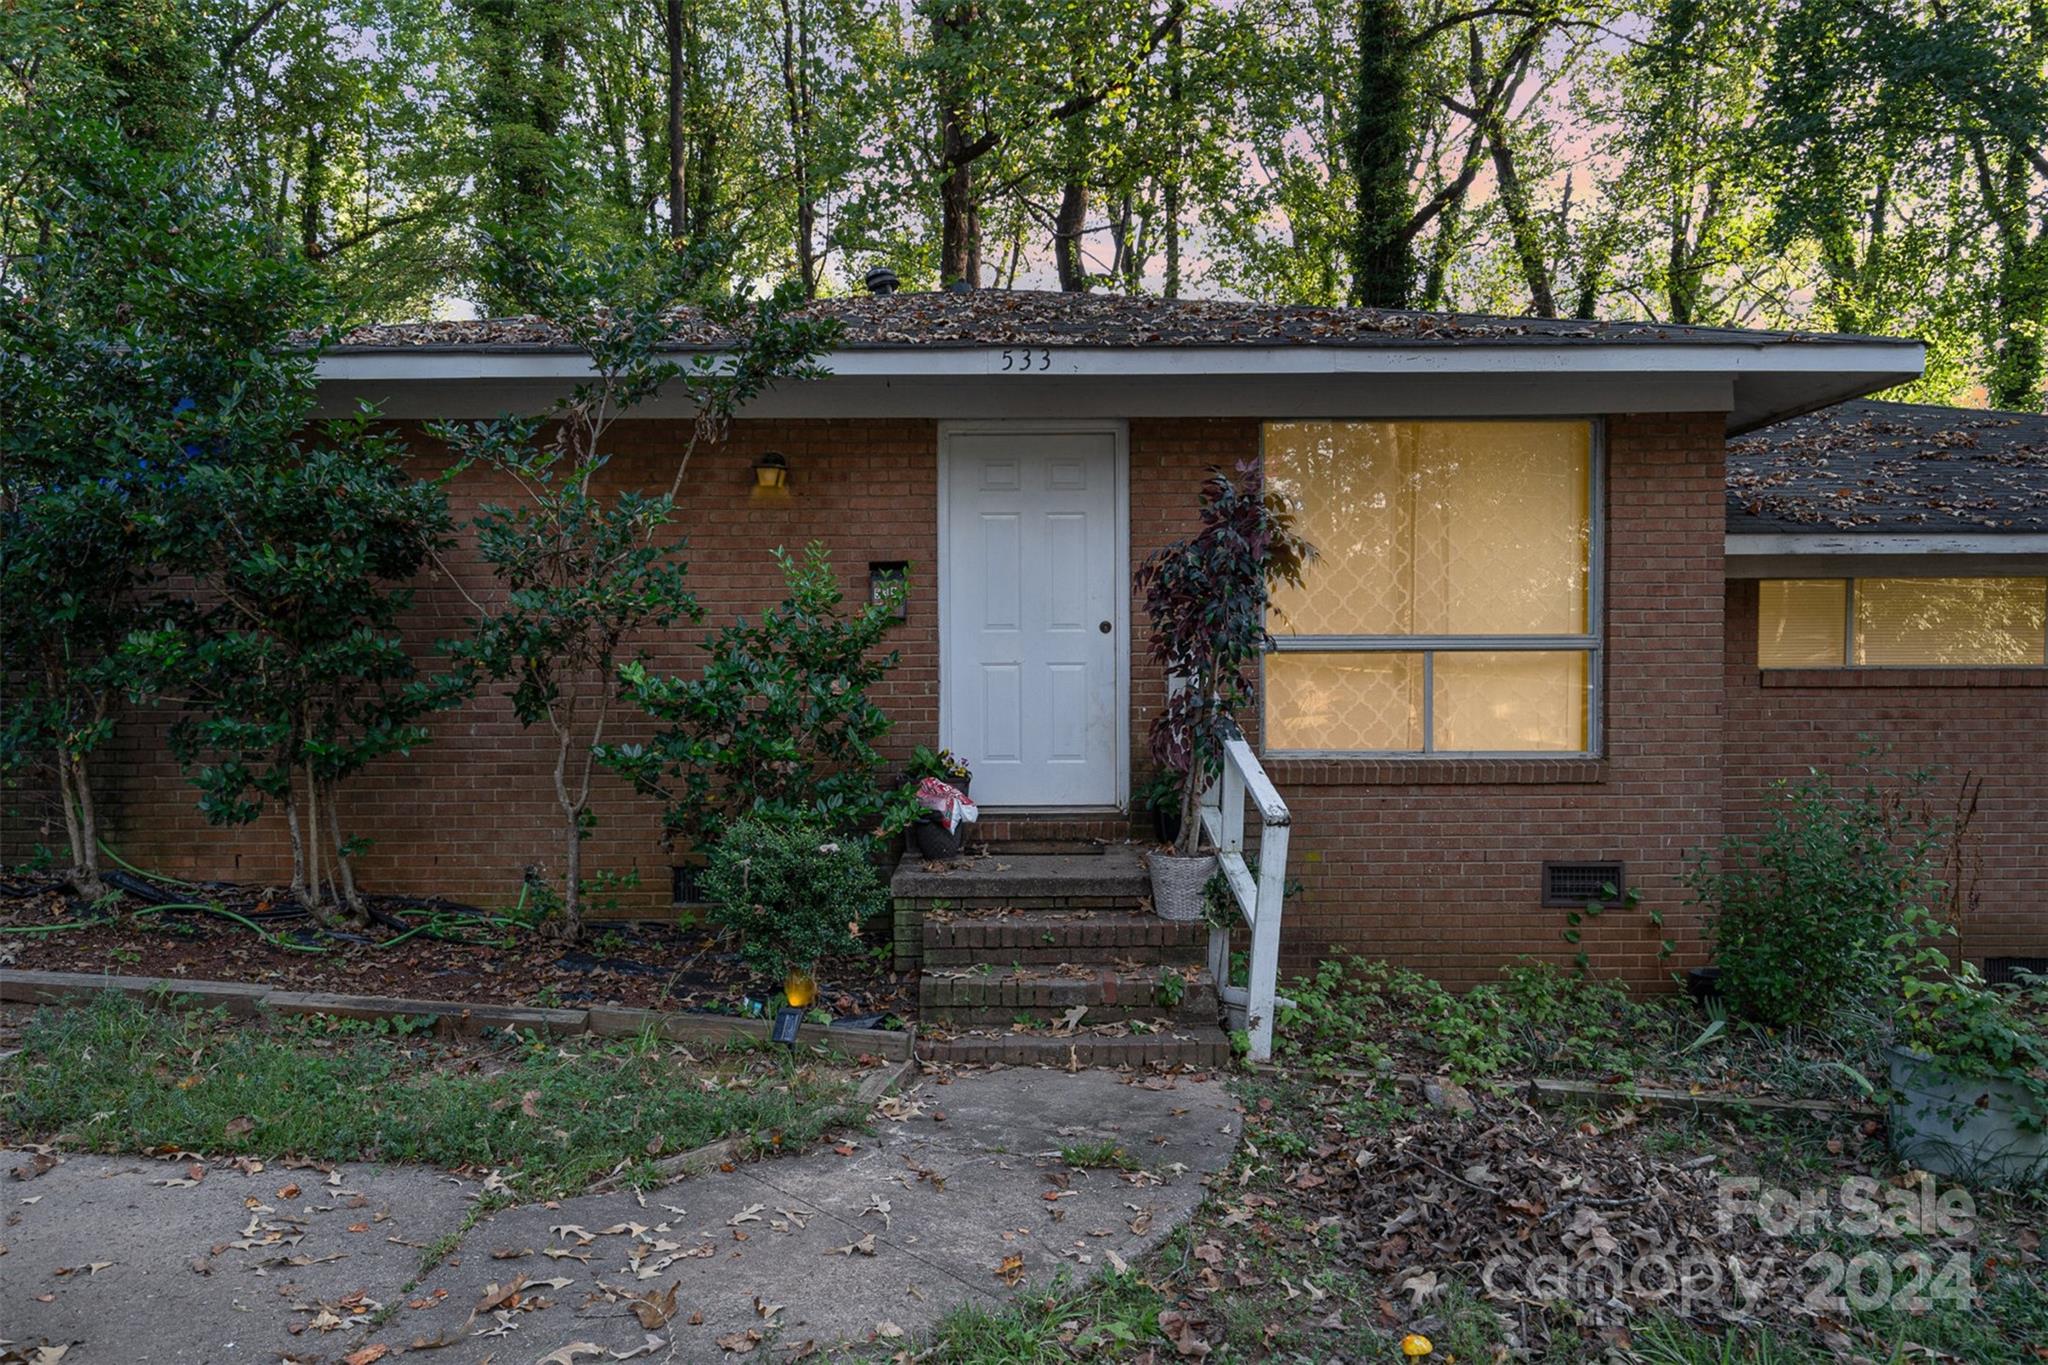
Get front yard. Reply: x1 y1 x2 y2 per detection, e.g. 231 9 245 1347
892 961 2048 1364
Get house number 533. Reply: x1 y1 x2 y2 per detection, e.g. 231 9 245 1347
999 348 1052 372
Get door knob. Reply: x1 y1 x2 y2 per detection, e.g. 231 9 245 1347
1098 620 1112 634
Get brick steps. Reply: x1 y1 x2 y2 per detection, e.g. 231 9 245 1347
916 1025 1231 1069
895 843 1226 1069
921 910 1206 966
919 963 1214 1027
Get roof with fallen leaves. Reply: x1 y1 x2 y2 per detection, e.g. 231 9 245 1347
1727 400 2048 535
331 289 1898 351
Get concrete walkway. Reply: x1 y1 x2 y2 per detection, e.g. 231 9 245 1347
1 1068 1237 1363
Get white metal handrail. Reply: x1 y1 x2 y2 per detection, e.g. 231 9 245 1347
1197 732 1290 1061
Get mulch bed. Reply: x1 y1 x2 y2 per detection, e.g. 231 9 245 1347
0 870 914 1023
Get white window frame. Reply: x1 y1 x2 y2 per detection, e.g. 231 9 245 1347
1261 417 1605 759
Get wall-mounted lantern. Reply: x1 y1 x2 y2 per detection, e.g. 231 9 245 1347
752 451 790 491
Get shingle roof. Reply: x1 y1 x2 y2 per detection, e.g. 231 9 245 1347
333 289 1896 352
1727 400 2048 535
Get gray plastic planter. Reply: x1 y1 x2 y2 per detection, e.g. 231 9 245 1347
1887 1045 2048 1186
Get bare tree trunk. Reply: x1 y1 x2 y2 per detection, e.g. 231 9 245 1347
777 0 818 295
666 0 688 241
68 753 106 902
323 778 362 917
1054 179 1089 290
549 723 584 942
935 1 979 285
1163 15 1183 299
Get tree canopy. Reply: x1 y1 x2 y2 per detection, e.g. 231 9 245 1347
2 0 2041 408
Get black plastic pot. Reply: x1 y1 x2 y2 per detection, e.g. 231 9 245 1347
912 816 965 860
1153 805 1182 846
1686 966 1722 1005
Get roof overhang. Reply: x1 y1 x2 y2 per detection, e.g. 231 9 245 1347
1725 531 2048 577
315 340 1926 432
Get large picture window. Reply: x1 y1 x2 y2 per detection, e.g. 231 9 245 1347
1757 577 2047 668
1263 419 1598 754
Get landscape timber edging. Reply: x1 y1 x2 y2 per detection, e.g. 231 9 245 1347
0 968 916 1061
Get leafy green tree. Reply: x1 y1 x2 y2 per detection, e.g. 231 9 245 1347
434 239 837 942
602 543 922 855
0 126 313 900
137 418 465 927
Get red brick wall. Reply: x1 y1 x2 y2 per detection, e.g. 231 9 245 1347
4 420 942 914
8 412 1759 987
1723 581 2048 964
1129 414 1729 990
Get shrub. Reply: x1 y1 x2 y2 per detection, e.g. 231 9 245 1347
1689 766 1951 1029
700 819 886 980
605 543 921 850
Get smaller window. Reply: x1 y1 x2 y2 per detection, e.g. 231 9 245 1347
1757 576 2047 668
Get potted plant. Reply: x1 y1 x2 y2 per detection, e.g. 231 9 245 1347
1134 461 1310 922
700 818 886 1013
906 748 975 860
1137 770 1184 846
1888 963 2048 1183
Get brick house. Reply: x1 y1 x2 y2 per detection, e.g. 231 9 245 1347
10 293 2042 1060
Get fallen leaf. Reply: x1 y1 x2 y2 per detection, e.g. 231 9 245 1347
629 1281 679 1329
995 1253 1026 1286
829 1234 877 1257
341 1347 389 1365
536 1345 606 1365
1159 1308 1211 1358
224 1116 255 1140
714 1329 762 1354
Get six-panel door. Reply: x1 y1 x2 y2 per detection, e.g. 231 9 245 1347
942 426 1122 808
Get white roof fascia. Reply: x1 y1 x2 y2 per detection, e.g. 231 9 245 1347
317 340 1925 385
1725 533 2048 579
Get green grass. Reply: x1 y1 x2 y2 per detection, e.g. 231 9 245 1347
0 992 863 1200
901 1271 1165 1363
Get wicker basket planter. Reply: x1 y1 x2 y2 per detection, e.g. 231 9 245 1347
1149 850 1217 922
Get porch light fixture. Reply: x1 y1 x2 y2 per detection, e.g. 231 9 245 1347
752 450 790 490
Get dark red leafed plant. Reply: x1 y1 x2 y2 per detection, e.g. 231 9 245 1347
1135 459 1312 855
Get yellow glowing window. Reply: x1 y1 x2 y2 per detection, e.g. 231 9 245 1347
1756 577 2046 668
1262 420 1596 754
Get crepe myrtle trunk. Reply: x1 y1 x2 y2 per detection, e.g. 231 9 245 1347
1349 0 1417 308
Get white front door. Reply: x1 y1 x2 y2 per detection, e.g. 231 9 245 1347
941 424 1126 808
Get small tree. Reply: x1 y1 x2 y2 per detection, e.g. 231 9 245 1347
434 239 837 941
1135 461 1311 856
136 418 465 928
0 127 316 900
602 542 921 852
